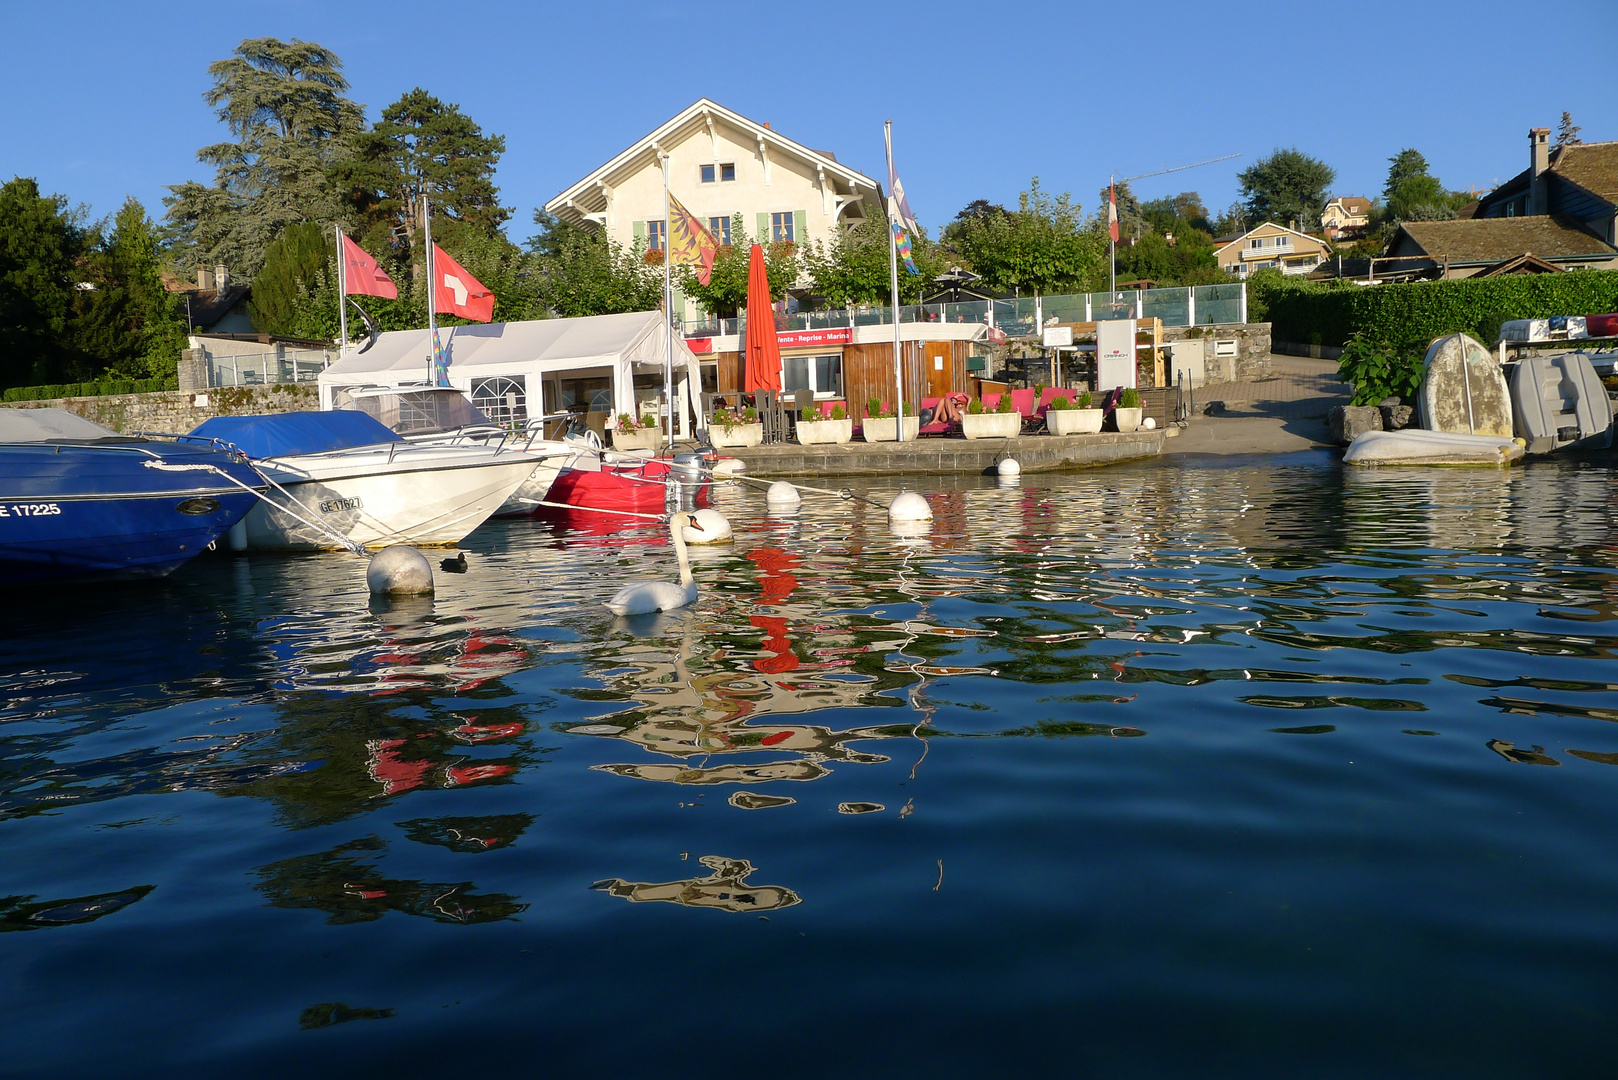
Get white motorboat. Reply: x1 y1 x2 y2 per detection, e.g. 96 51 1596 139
332 386 591 516
188 412 540 550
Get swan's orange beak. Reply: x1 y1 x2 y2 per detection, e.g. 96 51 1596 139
686 514 704 531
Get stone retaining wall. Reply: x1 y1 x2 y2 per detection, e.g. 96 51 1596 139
4 384 318 434
726 430 1163 477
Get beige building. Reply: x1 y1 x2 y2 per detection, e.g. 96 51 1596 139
544 98 880 320
1321 196 1372 239
1214 222 1332 278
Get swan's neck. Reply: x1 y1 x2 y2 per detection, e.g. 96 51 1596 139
670 520 694 587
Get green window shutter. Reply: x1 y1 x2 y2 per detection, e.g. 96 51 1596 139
673 287 687 320
757 213 770 242
632 220 646 246
793 210 805 244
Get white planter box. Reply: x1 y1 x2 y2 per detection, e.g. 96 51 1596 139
1113 407 1143 433
1047 408 1103 435
961 411 1022 440
796 418 853 445
861 416 921 442
711 421 764 448
611 426 662 451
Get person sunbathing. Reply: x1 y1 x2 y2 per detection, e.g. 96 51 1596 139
931 392 969 425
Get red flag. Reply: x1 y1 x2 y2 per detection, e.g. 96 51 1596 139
340 234 397 299
432 244 495 322
1108 184 1120 244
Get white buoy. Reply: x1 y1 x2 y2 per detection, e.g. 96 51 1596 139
888 491 932 521
712 457 747 476
1142 416 1157 430
765 480 801 508
366 545 434 595
682 507 732 543
996 457 1021 477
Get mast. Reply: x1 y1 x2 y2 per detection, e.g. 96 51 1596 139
886 121 904 441
424 193 437 386
335 223 348 360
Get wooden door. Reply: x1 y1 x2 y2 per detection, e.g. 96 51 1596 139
925 342 953 399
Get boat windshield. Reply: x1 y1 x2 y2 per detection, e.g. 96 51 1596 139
335 389 493 435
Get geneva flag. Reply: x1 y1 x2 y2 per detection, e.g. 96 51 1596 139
667 193 719 286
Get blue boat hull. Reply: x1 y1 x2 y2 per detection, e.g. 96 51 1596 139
0 442 265 585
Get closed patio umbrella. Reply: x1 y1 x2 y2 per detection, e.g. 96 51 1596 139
743 244 782 393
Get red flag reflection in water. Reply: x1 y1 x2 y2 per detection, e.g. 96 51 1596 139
750 614 800 674
747 547 799 605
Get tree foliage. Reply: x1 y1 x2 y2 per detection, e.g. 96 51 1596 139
676 215 800 317
346 88 510 253
802 212 945 307
1139 192 1211 236
942 178 1107 295
70 199 188 380
248 221 330 336
532 215 663 319
1237 148 1336 229
165 38 364 279
0 178 85 386
1556 111 1582 147
1115 228 1221 287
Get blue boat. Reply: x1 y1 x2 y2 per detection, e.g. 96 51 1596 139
0 409 266 586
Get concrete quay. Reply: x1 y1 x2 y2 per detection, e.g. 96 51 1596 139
723 430 1164 477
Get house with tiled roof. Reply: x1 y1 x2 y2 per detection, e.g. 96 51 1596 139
1213 222 1332 278
1381 216 1618 279
1474 128 1618 244
1321 196 1373 240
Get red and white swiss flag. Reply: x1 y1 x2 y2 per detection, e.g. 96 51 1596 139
432 244 495 322
340 234 398 299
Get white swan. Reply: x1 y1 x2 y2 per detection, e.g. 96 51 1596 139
604 513 705 615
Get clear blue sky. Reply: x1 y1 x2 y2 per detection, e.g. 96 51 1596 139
7 0 1615 242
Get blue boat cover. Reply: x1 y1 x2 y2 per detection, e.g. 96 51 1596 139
189 411 399 458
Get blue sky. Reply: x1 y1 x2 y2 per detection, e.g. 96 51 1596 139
7 0 1616 242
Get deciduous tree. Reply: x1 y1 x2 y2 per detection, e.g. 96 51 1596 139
1237 149 1336 230
943 179 1107 295
802 212 945 307
676 215 800 317
0 178 85 386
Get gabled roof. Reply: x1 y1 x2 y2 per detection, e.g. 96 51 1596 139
1327 196 1373 214
1390 215 1617 265
544 99 878 225
1550 140 1618 203
1473 252 1566 276
1213 221 1331 258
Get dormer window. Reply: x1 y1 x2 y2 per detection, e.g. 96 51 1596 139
700 163 736 183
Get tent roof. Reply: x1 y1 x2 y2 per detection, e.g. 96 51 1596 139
318 311 695 383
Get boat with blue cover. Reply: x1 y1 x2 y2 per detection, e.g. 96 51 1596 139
0 408 265 585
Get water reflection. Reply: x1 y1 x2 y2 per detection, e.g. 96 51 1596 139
0 885 154 931
592 855 801 913
255 836 526 924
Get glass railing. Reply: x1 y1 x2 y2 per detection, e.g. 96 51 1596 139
207 349 331 388
680 283 1245 338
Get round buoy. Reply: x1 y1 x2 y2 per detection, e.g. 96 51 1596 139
765 480 801 508
682 507 732 543
1142 416 1157 430
712 457 747 476
366 546 434 595
996 458 1021 477
888 491 933 521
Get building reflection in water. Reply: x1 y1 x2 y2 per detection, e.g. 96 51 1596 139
593 856 801 913
0 885 155 932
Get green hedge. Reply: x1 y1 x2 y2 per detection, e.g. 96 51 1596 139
2 376 179 402
1253 268 1618 350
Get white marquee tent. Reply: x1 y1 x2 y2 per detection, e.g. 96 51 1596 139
316 311 705 437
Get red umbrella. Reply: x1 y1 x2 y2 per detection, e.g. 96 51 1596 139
743 243 782 393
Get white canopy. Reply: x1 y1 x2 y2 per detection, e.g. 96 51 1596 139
317 311 704 433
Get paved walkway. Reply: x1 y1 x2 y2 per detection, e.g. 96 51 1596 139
1165 355 1351 455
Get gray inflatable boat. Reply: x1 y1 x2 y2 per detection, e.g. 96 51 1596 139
1508 351 1613 454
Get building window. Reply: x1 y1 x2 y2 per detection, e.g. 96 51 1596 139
700 163 736 184
647 219 665 251
471 376 527 429
1249 237 1263 249
782 353 843 397
771 212 795 243
708 216 732 245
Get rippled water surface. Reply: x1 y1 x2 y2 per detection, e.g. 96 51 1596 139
4 452 1617 1077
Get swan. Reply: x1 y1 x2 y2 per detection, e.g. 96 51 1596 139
604 513 705 616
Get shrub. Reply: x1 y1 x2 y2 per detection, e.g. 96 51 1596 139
967 398 984 415
1046 392 1074 410
829 404 846 421
1077 391 1093 408
994 393 1016 414
2 376 179 402
1119 387 1141 409
867 396 883 419
1337 332 1426 405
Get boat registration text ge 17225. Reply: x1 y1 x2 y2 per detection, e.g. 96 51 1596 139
0 503 63 518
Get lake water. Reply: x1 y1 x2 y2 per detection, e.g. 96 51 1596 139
3 450 1616 1078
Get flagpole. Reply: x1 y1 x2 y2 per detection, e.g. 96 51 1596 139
886 121 905 443
1109 174 1117 296
336 224 348 360
662 153 675 452
424 193 437 386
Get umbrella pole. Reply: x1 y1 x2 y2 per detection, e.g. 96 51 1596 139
336 223 347 361
886 122 904 441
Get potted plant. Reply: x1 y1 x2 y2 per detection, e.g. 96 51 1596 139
1044 391 1093 435
796 402 853 445
962 390 1020 440
1113 387 1144 433
861 400 919 443
612 411 663 451
711 404 764 448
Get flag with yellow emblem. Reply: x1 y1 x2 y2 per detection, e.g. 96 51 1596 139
667 192 719 286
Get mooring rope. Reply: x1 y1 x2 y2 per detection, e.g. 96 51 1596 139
141 459 369 555
727 472 888 509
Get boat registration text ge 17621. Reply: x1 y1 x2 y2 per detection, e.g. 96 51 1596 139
319 497 363 514
0 503 63 518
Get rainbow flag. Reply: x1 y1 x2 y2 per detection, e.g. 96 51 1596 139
890 207 919 276
432 326 449 387
667 193 719 285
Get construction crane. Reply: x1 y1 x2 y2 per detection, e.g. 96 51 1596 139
1108 152 1242 291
